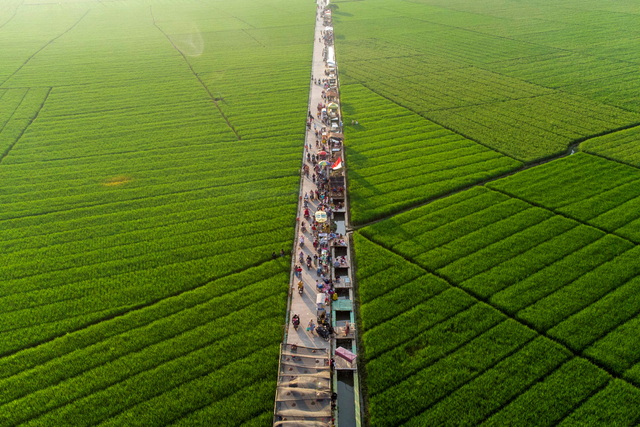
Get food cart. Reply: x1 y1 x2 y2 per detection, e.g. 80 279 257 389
327 102 339 118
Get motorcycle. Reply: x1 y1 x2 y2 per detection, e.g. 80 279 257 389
292 314 300 330
306 256 312 269
316 325 330 341
299 251 304 263
299 236 305 248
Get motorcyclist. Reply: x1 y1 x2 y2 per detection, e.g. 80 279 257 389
292 314 300 329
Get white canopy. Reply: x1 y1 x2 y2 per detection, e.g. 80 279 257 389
326 46 335 64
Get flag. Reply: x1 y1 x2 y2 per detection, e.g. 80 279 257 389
332 157 342 170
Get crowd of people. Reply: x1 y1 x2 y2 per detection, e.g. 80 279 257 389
290 2 351 345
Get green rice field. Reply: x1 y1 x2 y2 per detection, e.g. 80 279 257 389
4 0 640 424
1 0 312 424
334 0 640 425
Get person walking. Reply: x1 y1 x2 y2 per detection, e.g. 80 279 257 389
308 319 316 334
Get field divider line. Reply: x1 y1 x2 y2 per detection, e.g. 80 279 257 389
353 232 640 391
0 10 89 87
349 141 582 230
72 336 281 426
446 218 580 285
0 229 291 302
489 186 639 247
150 6 241 141
0 1 21 29
167 376 274 427
241 29 265 48
0 87 51 164
0 87 28 135
556 302 640 365
347 80 519 159
546 379 614 427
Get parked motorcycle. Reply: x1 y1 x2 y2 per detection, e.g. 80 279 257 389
316 325 330 340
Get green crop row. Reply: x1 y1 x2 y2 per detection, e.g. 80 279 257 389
403 337 572 427
360 274 448 331
517 246 640 332
362 287 476 361
490 234 632 314
487 153 640 243
479 358 609 427
1 209 293 283
438 214 575 283
0 297 284 425
0 260 288 379
365 303 505 397
367 320 537 427
0 232 291 339
459 223 602 299
548 276 640 352
556 379 640 426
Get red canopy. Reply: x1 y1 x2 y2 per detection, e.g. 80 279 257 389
318 151 328 156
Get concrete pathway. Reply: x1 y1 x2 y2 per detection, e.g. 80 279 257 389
286 1 332 350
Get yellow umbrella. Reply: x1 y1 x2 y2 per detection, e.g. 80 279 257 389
315 211 328 223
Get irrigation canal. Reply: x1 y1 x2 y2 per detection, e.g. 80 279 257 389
273 1 362 426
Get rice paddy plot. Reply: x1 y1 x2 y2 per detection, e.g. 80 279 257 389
487 152 640 243
353 233 640 427
333 0 640 162
357 183 640 389
341 84 521 225
0 0 314 424
581 125 640 167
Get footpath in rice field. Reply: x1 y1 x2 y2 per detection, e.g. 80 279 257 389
273 2 362 426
